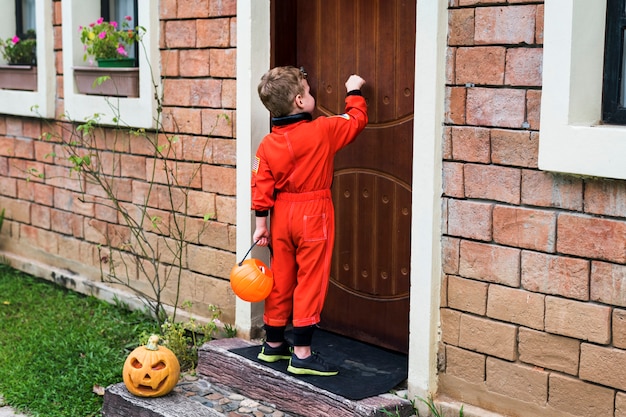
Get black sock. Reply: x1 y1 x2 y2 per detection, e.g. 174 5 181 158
264 325 286 343
292 325 315 346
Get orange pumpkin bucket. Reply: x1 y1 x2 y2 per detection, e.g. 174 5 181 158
230 241 273 302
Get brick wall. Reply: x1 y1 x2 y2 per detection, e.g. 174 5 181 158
0 0 238 323
442 1 626 416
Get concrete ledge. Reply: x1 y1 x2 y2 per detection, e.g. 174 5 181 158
197 338 414 417
102 383 222 417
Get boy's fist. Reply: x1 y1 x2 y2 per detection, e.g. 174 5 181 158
345 75 366 92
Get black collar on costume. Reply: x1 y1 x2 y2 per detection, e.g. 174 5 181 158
271 112 312 127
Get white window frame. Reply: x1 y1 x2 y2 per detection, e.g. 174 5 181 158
539 0 626 180
61 0 160 128
0 0 55 118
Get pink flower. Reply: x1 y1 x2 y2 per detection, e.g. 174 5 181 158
89 23 95 27
116 45 128 56
111 21 118 28
11 36 20 44
98 31 106 39
124 15 132 21
78 25 83 32
96 17 104 24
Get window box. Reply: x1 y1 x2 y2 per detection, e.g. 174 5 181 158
73 66 138 97
0 64 37 92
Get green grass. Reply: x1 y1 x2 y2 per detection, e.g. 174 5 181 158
0 265 159 417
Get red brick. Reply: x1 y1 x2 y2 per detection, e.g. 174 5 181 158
460 315 517 360
0 177 17 198
441 308 462 345
459 240 520 286
455 46 505 86
557 213 626 263
0 137 15 156
549 373 614 417
591 261 626 308
197 18 231 47
493 205 556 252
215 195 235 225
31 204 51 229
202 109 234 137
487 285 544 330
464 164 521 204
443 127 453 160
527 92 541 130
162 108 203 135
443 162 464 198
179 49 211 77
208 0 236 17
466 87 526 128
165 20 197 48
180 136 212 162
448 8 475 46
5 117 22 136
177 0 209 18
448 275 488 315
121 154 147 180
209 48 236 78
201 164 235 196
222 79 236 108
442 236 460 275
536 5 544 44
486 358 548 406
54 188 94 217
475 6 537 45
585 179 626 217
614 309 626 349
160 0 177 18
161 49 180 77
545 296 611 344
229 17 236 47
445 345 485 383
445 87 466 125
519 328 580 375
50 208 83 238
522 251 589 301
451 126 490 163
447 198 492 241
211 138 236 165
446 47 456 85
580 344 626 391
505 48 543 87
163 79 222 108
14 138 34 159
491 129 538 168
521 170 583 210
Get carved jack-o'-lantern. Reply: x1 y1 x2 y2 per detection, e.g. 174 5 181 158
122 335 180 397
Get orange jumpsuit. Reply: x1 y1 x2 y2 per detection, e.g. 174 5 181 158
251 93 368 328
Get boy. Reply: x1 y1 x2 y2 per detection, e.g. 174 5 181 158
251 66 367 376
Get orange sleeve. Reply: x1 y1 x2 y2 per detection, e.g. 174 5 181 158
251 142 275 214
325 94 368 152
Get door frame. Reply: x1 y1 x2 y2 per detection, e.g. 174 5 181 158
235 0 448 398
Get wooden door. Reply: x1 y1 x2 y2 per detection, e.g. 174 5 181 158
272 0 415 353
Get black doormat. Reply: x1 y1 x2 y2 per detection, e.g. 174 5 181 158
229 329 408 400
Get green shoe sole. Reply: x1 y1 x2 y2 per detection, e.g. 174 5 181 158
257 352 291 363
286 365 339 376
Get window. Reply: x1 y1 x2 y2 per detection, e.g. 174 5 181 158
61 0 161 128
539 0 626 181
0 0 55 118
16 0 36 36
602 0 626 124
101 0 138 61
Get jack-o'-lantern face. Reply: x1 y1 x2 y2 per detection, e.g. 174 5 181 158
122 336 180 398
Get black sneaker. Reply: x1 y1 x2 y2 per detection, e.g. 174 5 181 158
287 353 339 376
257 342 292 363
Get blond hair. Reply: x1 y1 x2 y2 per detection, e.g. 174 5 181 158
257 66 306 117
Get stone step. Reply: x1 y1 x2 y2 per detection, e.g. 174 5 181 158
196 338 414 417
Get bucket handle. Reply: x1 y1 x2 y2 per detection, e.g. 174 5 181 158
238 240 273 266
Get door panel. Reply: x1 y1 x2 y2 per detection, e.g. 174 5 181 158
272 0 415 353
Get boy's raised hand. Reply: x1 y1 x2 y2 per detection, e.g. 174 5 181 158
345 75 365 92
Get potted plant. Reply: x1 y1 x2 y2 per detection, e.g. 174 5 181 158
74 16 142 97
79 16 140 67
0 30 37 91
